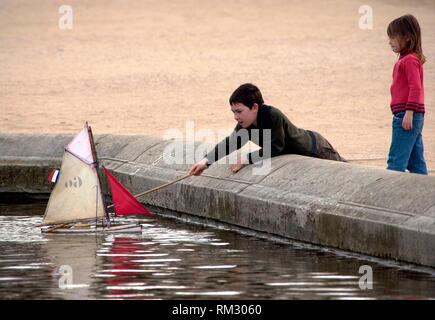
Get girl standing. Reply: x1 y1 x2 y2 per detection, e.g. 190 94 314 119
387 14 428 175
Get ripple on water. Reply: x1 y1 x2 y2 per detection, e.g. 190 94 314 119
106 285 188 291
192 265 237 269
174 291 242 297
0 216 46 243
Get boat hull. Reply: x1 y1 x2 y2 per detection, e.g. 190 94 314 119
41 223 142 234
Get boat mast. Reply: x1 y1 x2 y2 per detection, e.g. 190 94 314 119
87 123 110 224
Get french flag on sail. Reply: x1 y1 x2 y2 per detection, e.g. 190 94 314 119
48 169 60 183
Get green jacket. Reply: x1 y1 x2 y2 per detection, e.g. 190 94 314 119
205 104 314 165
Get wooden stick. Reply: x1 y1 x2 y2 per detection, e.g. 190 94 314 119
43 222 72 233
35 217 102 228
107 173 193 209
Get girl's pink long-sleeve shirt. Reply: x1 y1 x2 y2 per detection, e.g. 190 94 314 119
390 52 425 114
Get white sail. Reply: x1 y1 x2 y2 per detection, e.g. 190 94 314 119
65 122 94 165
43 151 106 224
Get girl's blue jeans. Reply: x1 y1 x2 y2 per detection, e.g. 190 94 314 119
387 112 428 175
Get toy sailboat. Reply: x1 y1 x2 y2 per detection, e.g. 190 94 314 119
40 122 154 234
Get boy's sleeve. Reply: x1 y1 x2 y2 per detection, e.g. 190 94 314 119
205 124 247 165
403 58 423 112
247 116 285 164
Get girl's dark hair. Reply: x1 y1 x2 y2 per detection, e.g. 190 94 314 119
387 14 425 64
229 83 264 109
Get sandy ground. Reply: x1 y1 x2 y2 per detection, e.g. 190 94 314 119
0 0 434 174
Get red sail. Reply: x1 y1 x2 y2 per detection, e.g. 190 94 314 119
103 167 154 216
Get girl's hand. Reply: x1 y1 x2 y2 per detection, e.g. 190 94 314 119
188 158 209 176
402 110 414 130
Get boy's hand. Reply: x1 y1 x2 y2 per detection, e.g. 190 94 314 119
188 158 209 176
229 163 246 173
402 110 414 130
229 154 249 174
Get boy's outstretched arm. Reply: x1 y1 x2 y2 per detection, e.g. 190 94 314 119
189 154 248 176
188 158 209 176
189 124 247 176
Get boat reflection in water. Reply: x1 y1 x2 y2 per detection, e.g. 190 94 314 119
42 234 101 299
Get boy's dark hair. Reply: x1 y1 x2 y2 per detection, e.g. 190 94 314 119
229 83 264 109
387 14 425 64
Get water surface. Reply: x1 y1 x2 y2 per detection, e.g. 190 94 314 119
0 194 434 300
